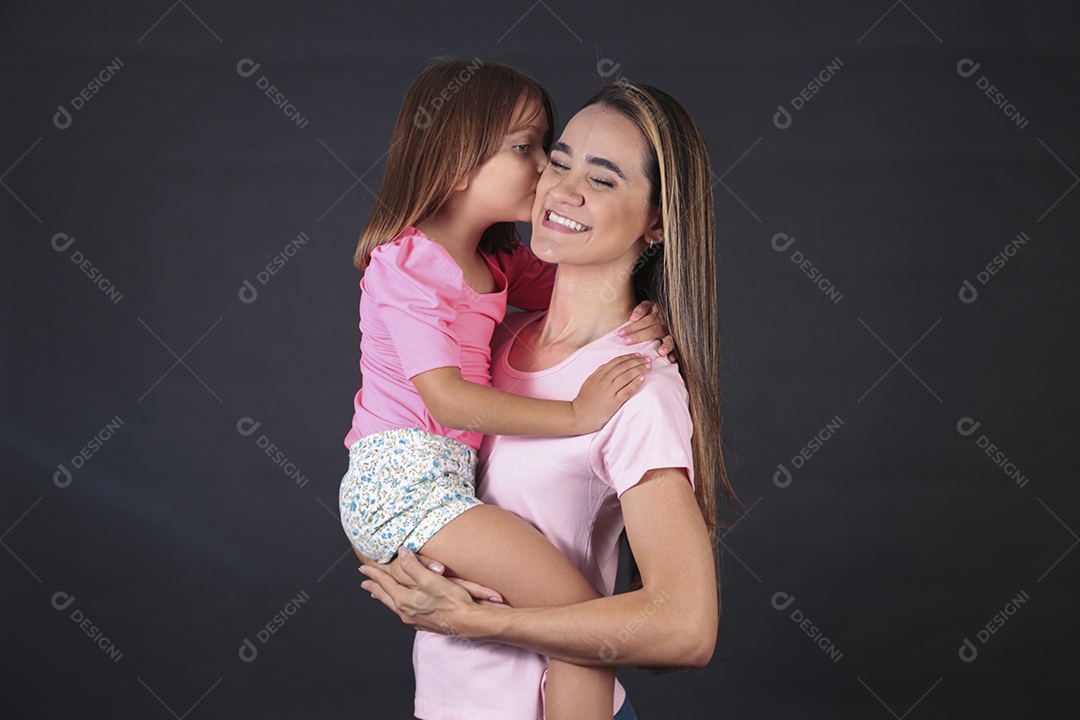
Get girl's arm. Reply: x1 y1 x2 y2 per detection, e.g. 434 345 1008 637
361 466 718 667
411 354 650 436
623 300 677 361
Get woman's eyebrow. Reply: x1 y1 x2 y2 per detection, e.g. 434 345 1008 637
550 141 626 180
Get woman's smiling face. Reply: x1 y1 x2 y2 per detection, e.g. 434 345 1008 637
530 104 661 267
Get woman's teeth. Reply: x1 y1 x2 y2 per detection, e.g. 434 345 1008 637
547 211 587 232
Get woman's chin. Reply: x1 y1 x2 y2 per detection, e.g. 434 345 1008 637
530 236 559 262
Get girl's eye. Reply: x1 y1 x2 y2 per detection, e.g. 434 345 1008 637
591 177 615 188
514 144 532 153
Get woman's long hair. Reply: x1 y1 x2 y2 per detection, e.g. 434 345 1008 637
584 82 739 619
353 58 555 268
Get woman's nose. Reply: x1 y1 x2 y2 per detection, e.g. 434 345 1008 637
549 173 584 205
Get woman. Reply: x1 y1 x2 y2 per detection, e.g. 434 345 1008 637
361 81 737 719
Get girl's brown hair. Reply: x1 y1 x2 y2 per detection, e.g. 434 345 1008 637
584 81 739 610
353 58 555 268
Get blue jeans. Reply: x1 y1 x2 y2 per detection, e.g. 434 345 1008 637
614 698 638 720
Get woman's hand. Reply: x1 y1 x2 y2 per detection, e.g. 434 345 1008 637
360 548 501 637
354 546 505 604
621 300 677 363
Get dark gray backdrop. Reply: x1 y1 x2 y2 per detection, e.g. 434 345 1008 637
3 1 1077 718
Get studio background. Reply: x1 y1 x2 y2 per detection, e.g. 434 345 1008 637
2 2 1077 717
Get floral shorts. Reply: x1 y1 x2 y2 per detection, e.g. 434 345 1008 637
338 427 482 564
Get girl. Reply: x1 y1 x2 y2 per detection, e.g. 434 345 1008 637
339 60 673 720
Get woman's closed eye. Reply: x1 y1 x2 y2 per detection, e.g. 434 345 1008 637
548 158 615 188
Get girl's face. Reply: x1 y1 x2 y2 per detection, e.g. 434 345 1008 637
529 104 660 267
463 94 550 224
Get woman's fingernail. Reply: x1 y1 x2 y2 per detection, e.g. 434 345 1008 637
361 580 371 590
398 547 410 558
624 337 633 344
617 329 626 336
490 595 502 603
429 562 444 573
359 566 370 575
629 313 640 321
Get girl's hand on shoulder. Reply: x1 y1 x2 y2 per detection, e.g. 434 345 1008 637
571 353 652 433
620 300 677 363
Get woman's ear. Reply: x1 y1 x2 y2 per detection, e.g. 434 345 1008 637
646 212 664 245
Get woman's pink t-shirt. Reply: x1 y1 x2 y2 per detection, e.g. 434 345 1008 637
343 228 556 451
412 310 696 720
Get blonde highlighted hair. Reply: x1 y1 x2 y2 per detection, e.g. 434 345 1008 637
584 82 739 582
353 58 555 268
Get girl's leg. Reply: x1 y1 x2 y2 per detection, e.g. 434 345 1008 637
418 504 615 720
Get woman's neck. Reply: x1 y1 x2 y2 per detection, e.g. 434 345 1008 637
535 263 637 350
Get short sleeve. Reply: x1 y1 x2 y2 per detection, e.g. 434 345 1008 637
588 370 695 497
496 244 556 311
363 236 463 379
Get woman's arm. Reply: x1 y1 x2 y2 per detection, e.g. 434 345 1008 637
361 466 718 667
